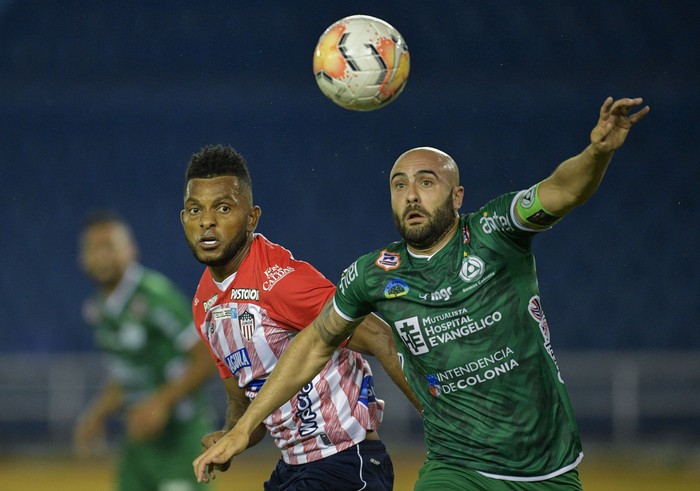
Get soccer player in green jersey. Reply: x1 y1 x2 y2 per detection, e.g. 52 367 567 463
75 211 217 491
193 97 649 489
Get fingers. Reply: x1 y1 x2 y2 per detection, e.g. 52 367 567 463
601 97 650 125
193 446 228 483
628 104 651 124
599 96 614 118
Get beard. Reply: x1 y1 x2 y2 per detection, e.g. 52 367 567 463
393 194 456 250
187 230 248 269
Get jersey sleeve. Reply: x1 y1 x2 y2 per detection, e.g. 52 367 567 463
470 191 540 255
333 255 376 321
264 259 336 331
191 283 231 379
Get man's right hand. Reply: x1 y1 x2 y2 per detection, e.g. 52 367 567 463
195 429 248 482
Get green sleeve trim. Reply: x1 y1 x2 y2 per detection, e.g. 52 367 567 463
515 183 561 229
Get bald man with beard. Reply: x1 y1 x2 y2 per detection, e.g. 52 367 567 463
195 97 649 490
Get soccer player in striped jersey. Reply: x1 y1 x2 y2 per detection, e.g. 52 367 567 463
181 145 420 490
193 97 649 489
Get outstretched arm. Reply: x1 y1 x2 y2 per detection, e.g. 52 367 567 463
192 300 362 483
533 97 650 218
347 314 423 415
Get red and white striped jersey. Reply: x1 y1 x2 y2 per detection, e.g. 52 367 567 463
192 234 384 464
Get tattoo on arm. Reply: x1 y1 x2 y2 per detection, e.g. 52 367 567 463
314 302 360 346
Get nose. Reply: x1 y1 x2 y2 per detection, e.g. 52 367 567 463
406 181 420 203
199 209 216 228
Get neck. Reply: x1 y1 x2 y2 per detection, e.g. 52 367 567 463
209 235 254 282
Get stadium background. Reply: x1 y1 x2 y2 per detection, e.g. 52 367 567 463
1 1 698 489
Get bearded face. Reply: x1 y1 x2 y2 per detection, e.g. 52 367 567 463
393 192 456 250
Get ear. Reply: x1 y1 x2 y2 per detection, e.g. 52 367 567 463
247 206 262 233
180 209 186 227
453 186 464 210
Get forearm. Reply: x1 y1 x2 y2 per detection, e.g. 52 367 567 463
349 315 423 414
234 302 358 437
85 380 123 420
234 325 337 436
540 144 614 215
221 382 267 447
153 342 216 408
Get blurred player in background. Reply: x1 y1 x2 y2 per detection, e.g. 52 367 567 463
180 145 421 490
74 211 217 491
192 97 649 489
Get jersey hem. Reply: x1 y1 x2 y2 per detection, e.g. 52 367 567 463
476 452 583 482
333 297 360 321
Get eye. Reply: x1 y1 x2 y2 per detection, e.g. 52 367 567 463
188 206 201 215
419 178 434 187
392 181 406 190
218 204 231 213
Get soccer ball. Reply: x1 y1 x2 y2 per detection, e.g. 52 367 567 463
313 15 410 111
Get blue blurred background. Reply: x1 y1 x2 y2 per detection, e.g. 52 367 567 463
1 0 699 456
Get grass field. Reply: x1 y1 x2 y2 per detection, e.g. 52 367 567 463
1 446 698 490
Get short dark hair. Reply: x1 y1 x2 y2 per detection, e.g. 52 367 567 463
80 210 135 243
184 144 253 196
82 210 130 232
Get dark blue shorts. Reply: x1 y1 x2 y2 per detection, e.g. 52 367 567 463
264 439 394 491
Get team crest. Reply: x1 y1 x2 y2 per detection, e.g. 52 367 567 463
238 309 256 340
375 249 400 271
459 255 485 283
384 279 409 299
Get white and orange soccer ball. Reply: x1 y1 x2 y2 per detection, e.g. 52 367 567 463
313 15 410 111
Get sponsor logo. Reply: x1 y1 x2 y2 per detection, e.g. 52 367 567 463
426 374 442 397
238 310 256 341
462 224 471 244
384 278 409 299
394 317 429 355
520 186 536 208
212 308 232 320
431 347 520 394
480 211 514 234
231 288 259 301
359 375 377 406
203 294 218 312
375 250 400 271
419 286 452 302
262 264 295 291
296 383 319 437
225 348 251 376
338 261 359 296
459 255 485 283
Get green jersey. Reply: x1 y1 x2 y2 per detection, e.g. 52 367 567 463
83 263 209 424
334 192 582 480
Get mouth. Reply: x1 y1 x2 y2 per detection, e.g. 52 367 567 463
199 235 220 250
404 209 427 225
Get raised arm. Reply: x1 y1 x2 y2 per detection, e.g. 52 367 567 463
535 97 650 218
347 314 423 415
192 300 362 483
